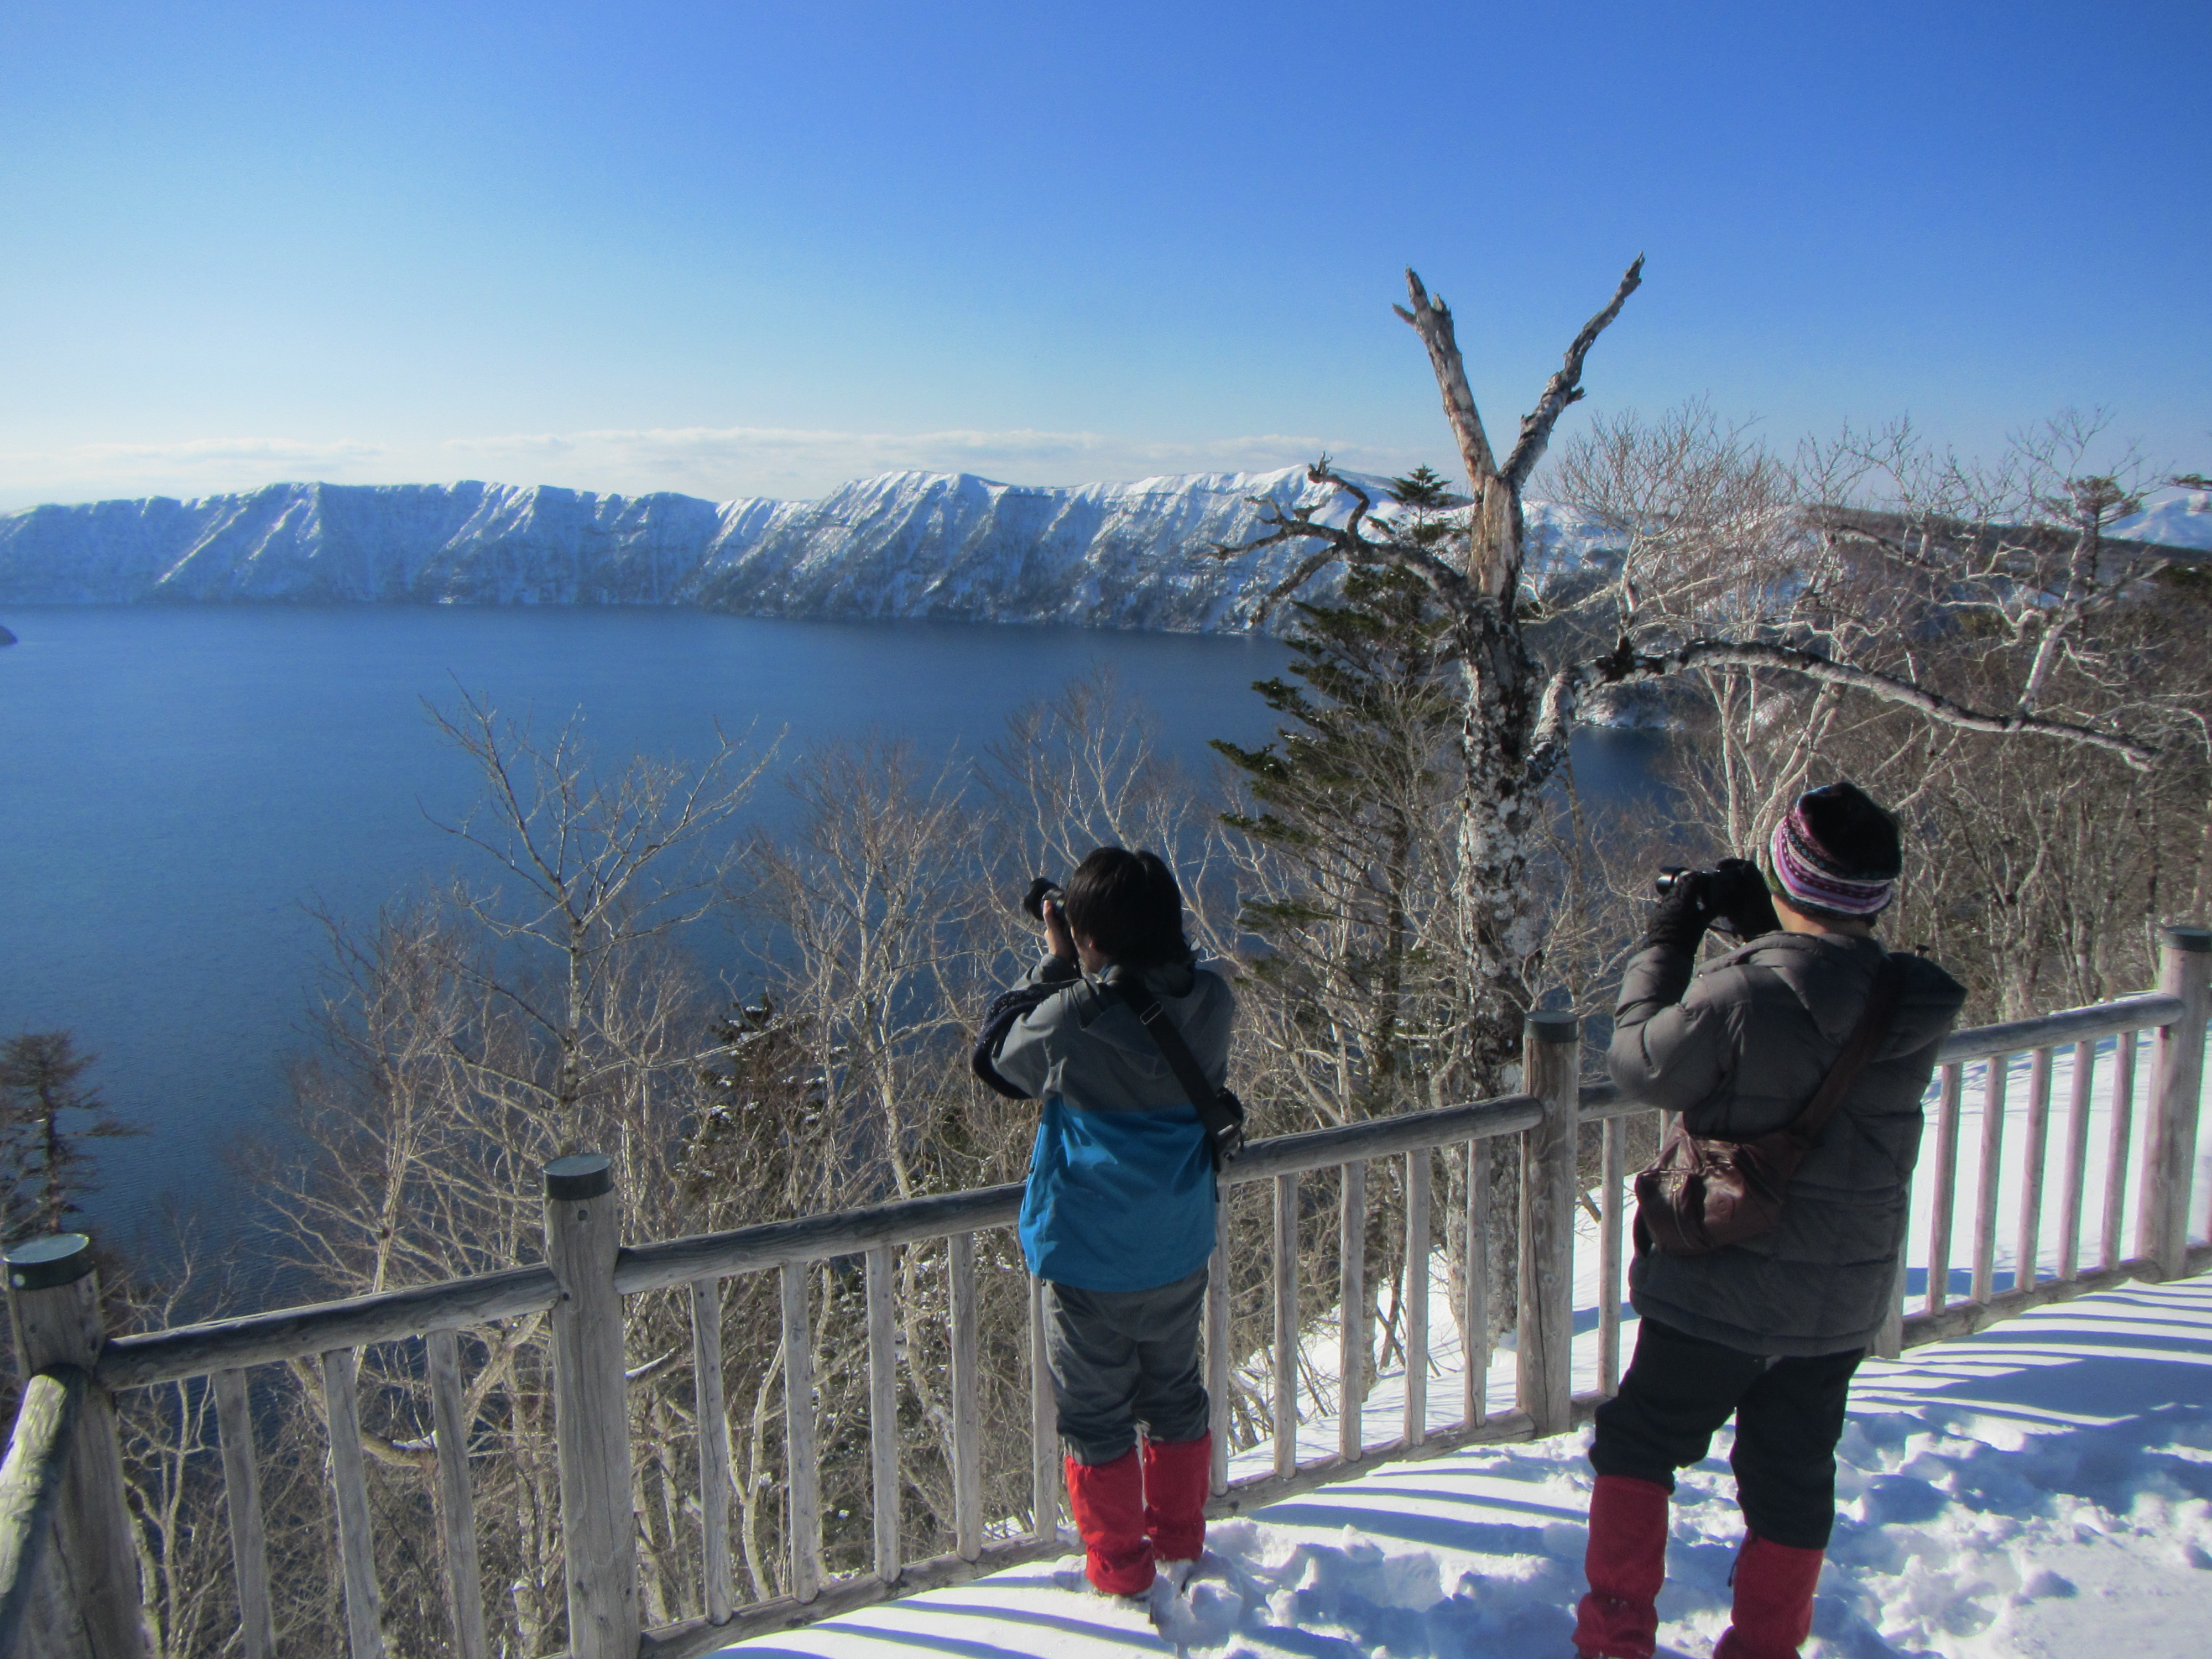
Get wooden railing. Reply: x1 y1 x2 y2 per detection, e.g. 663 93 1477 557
2 925 2206 1659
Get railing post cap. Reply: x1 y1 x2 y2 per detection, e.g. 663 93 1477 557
1525 1010 1579 1044
2162 924 2212 954
4 1233 96 1292
546 1153 614 1201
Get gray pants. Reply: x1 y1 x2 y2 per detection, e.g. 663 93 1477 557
1041 1267 1211 1465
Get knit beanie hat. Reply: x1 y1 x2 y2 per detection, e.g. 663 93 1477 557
1768 781 1902 917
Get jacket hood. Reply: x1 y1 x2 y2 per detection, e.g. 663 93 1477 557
1717 932 1966 1058
1081 959 1234 1069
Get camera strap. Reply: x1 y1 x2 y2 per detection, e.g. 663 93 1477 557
1112 977 1245 1170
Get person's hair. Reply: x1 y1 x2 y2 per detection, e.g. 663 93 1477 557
1775 891 1875 927
1061 847 1190 966
1768 780 1903 924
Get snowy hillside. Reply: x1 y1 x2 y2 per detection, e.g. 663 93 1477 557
0 469 1608 635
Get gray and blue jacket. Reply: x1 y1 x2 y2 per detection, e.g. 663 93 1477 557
989 953 1235 1294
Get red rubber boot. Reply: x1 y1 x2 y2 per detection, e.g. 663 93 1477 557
1064 1448 1154 1595
1573 1475 1670 1658
1142 1432 1211 1567
1713 1535 1824 1659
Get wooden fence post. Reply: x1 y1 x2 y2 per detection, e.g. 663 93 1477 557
3 1234 148 1658
1205 1199 1231 1494
542 1155 638 1659
1027 1276 1059 1543
2141 926 2212 1280
0 1367 82 1657
1518 1013 1579 1437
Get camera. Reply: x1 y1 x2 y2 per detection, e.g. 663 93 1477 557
1021 876 1065 921
1653 858 1778 938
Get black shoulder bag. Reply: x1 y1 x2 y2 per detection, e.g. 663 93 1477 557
1632 953 1907 1257
1113 980 1246 1172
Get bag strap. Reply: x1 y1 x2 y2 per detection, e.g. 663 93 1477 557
1110 975 1244 1157
1787 953 1910 1148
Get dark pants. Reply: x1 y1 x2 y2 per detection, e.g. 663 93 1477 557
1041 1267 1210 1465
1590 1316 1863 1551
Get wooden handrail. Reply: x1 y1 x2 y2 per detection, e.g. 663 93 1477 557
1938 991 2183 1063
618 1094 1547 1295
90 991 2211 1395
1581 995 2192 1115
93 1097 1545 1389
615 1182 1026 1297
1224 1095 1542 1186
100 1265 561 1392
11 961 2209 1659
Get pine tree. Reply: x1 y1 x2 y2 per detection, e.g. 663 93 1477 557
1213 467 1464 1115
0 1030 140 1241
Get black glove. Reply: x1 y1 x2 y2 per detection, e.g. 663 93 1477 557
1643 873 1716 953
1709 857 1781 941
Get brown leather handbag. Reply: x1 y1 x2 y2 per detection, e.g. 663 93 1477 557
1633 954 1908 1258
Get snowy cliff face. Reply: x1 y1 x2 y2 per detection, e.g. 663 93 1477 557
0 470 1609 634
0 481 732 607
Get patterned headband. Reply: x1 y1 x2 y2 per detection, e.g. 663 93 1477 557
1769 806 1895 917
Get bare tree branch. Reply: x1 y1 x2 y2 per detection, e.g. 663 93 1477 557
1396 259 1642 599
1503 255 1645 491
1529 637 2160 781
1394 273 1501 489
1203 458 1471 623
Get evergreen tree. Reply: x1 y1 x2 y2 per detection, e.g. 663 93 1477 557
0 1030 140 1241
1213 467 1464 1115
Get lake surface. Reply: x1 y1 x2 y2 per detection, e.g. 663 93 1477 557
0 607 1663 1253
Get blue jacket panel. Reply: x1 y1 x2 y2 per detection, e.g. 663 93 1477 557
1018 1097 1215 1291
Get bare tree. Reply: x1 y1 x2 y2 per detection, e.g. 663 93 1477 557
1545 399 2208 1020
425 690 773 1151
1213 264 2161 1084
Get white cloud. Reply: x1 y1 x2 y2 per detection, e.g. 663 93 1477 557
0 436 391 510
0 424 1424 511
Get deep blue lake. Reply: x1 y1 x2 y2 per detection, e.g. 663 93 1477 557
0 607 1664 1255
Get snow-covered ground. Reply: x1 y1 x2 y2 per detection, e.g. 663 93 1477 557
716 1035 2212 1657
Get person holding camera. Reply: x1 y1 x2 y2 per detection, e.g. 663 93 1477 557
973 847 1235 1599
1575 783 1965 1659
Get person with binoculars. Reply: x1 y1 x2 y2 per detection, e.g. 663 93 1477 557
1576 781 1966 1659
972 847 1239 1601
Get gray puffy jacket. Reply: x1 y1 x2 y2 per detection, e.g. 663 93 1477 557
1609 931 1966 1357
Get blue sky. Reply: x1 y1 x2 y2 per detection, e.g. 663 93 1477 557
1 1 2204 508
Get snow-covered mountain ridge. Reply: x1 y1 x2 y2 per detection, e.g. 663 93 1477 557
0 469 1604 635
14 468 2192 636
